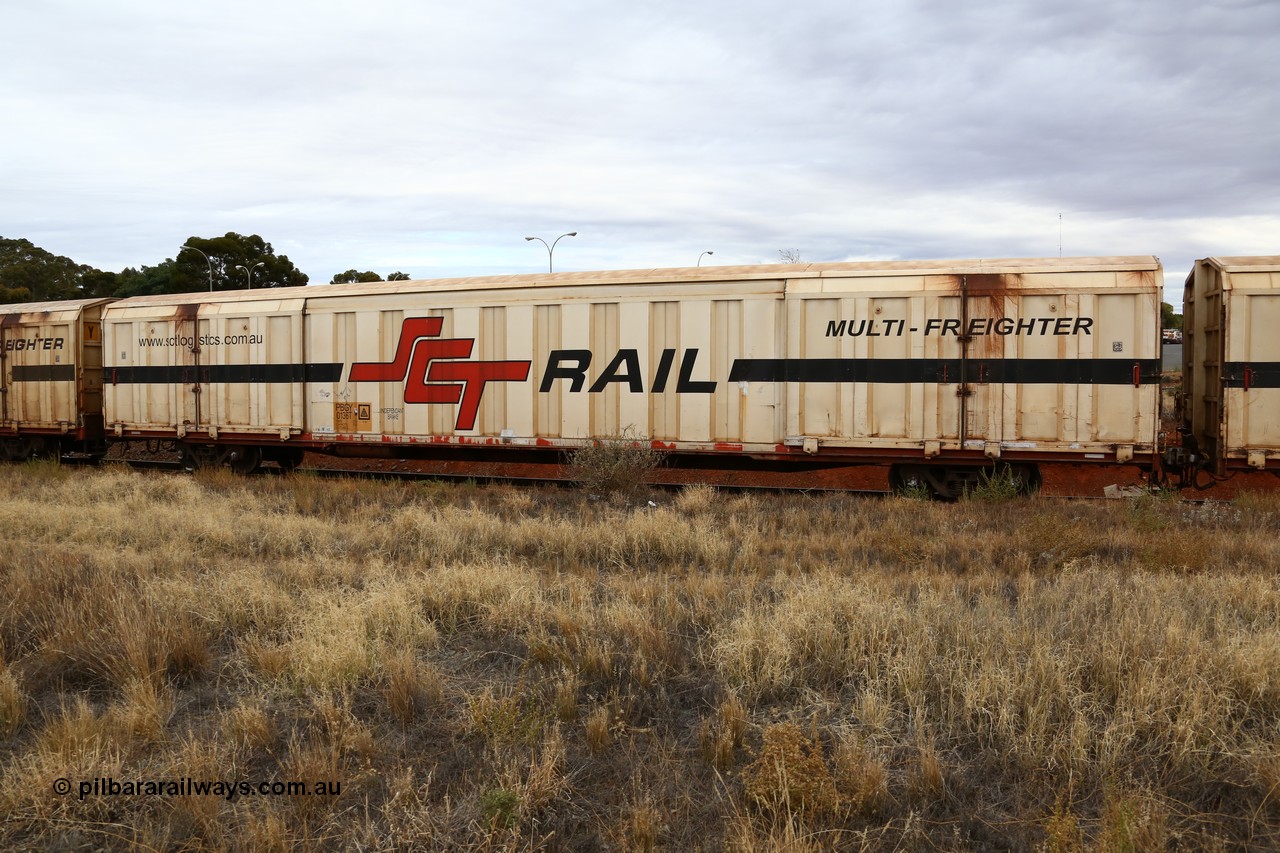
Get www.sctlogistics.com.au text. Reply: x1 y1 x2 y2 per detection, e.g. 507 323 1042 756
136 333 264 348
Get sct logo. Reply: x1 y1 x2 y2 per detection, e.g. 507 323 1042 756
348 317 530 430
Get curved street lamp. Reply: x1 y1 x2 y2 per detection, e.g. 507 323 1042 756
697 251 714 267
179 245 215 291
235 261 265 289
525 232 576 273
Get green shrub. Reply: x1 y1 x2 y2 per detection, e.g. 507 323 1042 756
568 429 665 504
968 464 1034 502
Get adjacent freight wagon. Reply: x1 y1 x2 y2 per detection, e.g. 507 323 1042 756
1180 256 1280 477
0 297 109 460
96 257 1162 496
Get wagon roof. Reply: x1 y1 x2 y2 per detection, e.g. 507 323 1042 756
105 256 1161 307
1199 256 1280 273
0 296 114 315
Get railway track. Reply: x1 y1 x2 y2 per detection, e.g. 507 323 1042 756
56 451 1233 502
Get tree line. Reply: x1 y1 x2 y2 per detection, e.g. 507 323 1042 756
3 234 1185 329
0 233 411 304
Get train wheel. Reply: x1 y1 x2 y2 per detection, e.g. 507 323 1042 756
269 447 304 472
179 444 221 472
889 464 1040 500
889 464 937 498
962 463 1041 499
1 437 43 462
1003 464 1042 496
227 446 262 475
179 445 201 472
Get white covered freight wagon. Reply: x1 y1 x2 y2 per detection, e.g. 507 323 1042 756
101 257 1162 494
1181 256 1280 475
1 297 110 460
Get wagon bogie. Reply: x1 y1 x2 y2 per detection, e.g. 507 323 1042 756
889 462 1042 500
0 435 57 461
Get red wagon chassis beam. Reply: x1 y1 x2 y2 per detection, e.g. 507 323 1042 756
0 425 87 440
283 443 1150 497
115 426 1154 466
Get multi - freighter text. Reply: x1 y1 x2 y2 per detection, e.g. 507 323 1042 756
825 317 1094 337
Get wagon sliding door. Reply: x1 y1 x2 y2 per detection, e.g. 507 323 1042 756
0 323 8 427
1224 291 1280 466
957 283 1006 449
179 310 204 433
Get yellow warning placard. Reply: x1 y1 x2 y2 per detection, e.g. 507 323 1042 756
334 401 373 432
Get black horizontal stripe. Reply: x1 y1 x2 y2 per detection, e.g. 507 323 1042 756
1223 362 1280 389
108 363 344 384
12 364 77 382
728 358 1163 386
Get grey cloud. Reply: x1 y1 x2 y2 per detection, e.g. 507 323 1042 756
1 0 1275 296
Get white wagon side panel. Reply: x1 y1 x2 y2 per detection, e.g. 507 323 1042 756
775 259 1161 457
97 258 1160 469
301 277 787 451
103 294 309 438
1186 257 1280 471
1 298 109 435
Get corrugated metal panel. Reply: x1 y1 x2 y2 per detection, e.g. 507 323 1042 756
103 297 308 437
648 302 679 440
1232 288 1280 449
589 302 620 436
1182 258 1280 471
781 263 1160 454
301 280 786 446
6 315 76 427
1183 261 1220 461
1200 257 1280 470
533 304 563 438
677 299 712 442
0 298 110 433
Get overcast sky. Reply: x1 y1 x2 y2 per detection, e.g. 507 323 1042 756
3 0 1277 301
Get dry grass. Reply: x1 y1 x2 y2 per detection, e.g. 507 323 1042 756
2 462 1280 849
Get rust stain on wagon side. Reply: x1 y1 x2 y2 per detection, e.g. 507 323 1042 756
947 273 1019 356
955 272 1022 298
173 302 202 321
1119 269 1158 291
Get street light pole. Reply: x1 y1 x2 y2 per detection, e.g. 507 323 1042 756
235 261 265 289
179 245 215 291
697 251 714 267
524 232 577 273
